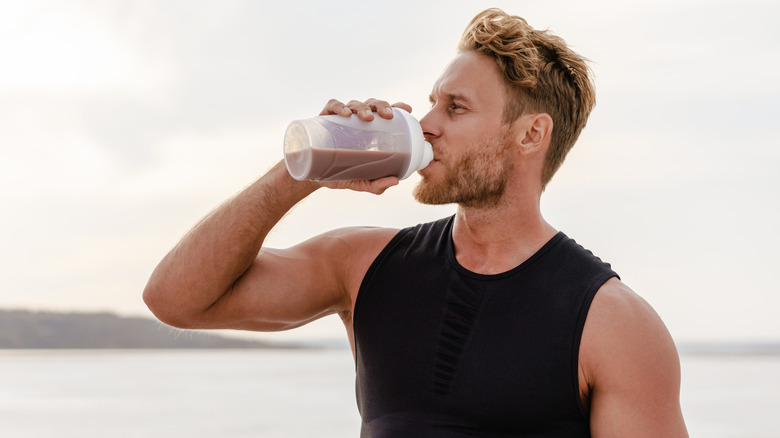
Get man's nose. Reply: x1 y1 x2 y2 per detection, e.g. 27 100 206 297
419 109 439 141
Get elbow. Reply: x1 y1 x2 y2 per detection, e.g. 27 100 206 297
142 281 199 330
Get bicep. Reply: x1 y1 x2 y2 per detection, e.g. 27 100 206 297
199 227 395 332
231 245 349 331
193 235 346 331
583 279 689 437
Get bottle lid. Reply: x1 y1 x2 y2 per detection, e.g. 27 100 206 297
393 108 433 180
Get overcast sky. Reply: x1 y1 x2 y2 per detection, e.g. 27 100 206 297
1 0 778 344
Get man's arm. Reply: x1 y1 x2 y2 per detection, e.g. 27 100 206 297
143 99 404 332
581 278 689 437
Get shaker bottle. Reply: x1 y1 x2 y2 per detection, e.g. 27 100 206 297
283 108 433 181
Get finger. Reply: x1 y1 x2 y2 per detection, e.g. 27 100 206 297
364 98 394 119
320 176 399 195
320 99 352 117
352 176 400 195
391 102 413 114
345 100 375 121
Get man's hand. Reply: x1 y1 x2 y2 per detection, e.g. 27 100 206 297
312 98 415 195
320 98 413 120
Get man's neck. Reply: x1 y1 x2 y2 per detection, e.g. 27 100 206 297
451 193 557 275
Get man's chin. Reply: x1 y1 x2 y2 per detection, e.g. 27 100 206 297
412 179 454 206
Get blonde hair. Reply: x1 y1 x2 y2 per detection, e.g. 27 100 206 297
458 8 596 188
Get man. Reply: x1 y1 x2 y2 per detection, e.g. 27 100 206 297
144 8 688 437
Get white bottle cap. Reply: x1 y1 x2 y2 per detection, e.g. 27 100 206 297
393 108 434 180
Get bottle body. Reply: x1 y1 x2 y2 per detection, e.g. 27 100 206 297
283 108 433 181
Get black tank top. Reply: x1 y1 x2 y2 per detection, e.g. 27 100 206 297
354 216 618 437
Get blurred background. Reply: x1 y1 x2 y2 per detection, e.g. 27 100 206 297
2 0 778 346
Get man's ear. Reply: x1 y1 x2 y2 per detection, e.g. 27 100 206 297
515 113 553 155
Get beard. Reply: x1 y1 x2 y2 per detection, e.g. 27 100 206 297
413 131 513 209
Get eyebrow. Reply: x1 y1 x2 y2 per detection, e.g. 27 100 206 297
428 92 474 106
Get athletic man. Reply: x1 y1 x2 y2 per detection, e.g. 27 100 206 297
144 8 688 437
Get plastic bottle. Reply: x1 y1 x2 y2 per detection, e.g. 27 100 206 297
283 108 433 181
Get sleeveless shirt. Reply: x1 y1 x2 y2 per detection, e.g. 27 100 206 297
354 216 618 437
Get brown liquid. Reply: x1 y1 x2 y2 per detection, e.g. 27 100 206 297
292 148 411 181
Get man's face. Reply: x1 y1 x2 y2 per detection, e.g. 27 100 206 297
414 51 515 209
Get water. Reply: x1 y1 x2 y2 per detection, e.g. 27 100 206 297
680 354 780 437
0 350 360 438
0 349 778 437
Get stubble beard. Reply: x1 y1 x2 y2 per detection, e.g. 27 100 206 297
413 131 514 209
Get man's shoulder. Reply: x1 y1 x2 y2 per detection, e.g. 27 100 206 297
581 278 680 388
343 216 455 250
320 215 453 243
313 226 401 256
591 278 653 319
580 279 687 435
585 278 672 348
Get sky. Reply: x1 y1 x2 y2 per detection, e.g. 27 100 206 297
1 0 778 344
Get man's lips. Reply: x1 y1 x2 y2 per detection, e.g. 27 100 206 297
419 158 439 174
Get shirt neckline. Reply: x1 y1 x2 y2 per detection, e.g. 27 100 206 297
443 216 566 280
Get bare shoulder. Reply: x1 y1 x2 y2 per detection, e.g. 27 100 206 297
301 226 399 265
296 226 399 292
312 226 400 249
580 278 688 436
297 226 399 335
581 278 679 383
583 278 674 350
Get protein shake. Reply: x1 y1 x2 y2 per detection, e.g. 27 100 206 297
283 108 433 181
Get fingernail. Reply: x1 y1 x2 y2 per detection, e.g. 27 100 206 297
364 109 372 117
342 107 352 115
384 106 393 114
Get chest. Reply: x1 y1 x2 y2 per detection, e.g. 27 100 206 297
355 263 590 431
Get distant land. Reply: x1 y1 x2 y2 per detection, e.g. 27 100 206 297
0 309 304 349
2 309 777 353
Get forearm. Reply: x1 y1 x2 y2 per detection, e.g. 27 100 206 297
143 160 319 327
